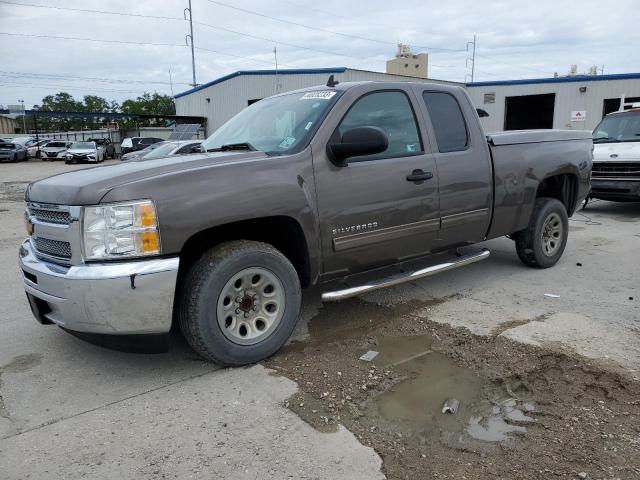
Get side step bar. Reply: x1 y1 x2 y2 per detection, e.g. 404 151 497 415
321 249 490 302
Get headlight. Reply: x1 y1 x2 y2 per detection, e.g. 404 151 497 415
65 153 72 159
82 200 160 260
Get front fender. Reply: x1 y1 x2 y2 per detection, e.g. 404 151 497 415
100 151 322 281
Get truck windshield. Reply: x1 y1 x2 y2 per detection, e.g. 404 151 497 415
593 111 640 143
201 90 340 155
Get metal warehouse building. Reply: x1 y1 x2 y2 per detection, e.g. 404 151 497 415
467 73 640 132
174 67 460 134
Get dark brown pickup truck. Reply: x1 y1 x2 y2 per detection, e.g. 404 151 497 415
20 80 592 365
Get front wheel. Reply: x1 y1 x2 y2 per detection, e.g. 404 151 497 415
178 240 302 366
514 197 568 268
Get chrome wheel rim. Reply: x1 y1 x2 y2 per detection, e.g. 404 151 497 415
541 212 563 256
216 267 285 346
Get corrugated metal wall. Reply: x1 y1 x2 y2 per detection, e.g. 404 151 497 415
175 69 460 134
467 78 640 132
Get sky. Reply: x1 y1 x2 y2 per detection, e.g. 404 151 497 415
0 0 638 108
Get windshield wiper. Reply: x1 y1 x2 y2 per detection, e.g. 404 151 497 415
593 137 620 143
207 142 257 152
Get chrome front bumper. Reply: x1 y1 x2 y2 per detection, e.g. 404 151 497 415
19 239 180 334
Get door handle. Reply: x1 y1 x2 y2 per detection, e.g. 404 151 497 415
406 169 433 183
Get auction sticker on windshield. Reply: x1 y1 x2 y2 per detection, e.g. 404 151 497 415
300 91 337 100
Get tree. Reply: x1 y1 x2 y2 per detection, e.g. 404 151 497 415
82 95 111 113
121 92 175 116
23 91 174 133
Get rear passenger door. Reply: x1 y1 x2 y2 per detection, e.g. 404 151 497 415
417 87 492 246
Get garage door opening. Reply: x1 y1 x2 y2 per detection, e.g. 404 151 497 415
504 93 555 130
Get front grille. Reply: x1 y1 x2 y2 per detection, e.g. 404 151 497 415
70 154 89 160
33 237 72 259
29 207 70 225
592 162 640 178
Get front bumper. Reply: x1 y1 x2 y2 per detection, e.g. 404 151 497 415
590 178 640 200
19 239 179 334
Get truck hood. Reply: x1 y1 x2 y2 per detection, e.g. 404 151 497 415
593 141 640 162
27 151 267 205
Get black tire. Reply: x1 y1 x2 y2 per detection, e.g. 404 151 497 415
178 240 302 366
514 197 568 268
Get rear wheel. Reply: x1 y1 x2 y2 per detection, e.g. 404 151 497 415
514 197 568 268
178 240 302 366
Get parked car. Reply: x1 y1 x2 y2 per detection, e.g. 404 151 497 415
120 141 167 162
120 137 141 155
41 140 71 161
590 106 640 201
123 140 202 161
133 137 165 151
0 142 28 162
64 141 105 164
87 138 116 159
11 136 37 147
26 139 49 158
20 81 592 366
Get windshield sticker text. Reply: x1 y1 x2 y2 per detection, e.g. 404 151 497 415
300 91 337 100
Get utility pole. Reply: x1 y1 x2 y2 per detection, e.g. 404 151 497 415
168 68 175 97
467 35 476 83
184 0 197 87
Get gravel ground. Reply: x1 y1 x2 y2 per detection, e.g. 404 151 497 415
1 159 639 479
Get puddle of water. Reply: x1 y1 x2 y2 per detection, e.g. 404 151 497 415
371 336 484 431
367 335 535 445
466 414 527 442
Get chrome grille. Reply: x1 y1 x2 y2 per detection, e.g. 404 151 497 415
33 237 72 259
592 162 640 178
29 207 70 225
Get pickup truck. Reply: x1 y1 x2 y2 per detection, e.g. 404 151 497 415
591 107 640 201
19 80 592 365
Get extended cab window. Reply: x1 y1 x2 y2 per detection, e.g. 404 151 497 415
422 91 468 153
338 91 422 158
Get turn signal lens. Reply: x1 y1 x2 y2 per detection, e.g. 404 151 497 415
136 231 160 255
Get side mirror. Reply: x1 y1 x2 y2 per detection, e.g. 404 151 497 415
190 145 203 153
327 126 388 166
476 108 490 118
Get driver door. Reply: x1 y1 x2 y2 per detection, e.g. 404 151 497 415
311 86 440 278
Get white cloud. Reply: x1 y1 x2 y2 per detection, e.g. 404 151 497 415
0 0 638 106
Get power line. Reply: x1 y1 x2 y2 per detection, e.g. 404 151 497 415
1 0 372 61
0 81 158 94
0 0 181 21
0 32 281 66
194 46 286 66
0 70 191 86
0 31 185 47
474 53 554 76
203 0 465 53
193 20 370 60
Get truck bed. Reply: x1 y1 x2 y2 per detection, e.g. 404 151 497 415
485 129 593 239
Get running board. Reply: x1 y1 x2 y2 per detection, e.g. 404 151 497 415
321 249 490 302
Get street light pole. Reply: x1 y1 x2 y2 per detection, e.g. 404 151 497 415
18 99 26 133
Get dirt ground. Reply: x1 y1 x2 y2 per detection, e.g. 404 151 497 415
267 298 640 480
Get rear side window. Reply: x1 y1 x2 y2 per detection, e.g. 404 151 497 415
422 92 468 153
338 91 422 158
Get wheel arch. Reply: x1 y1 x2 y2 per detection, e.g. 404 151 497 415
177 215 312 289
536 173 579 216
